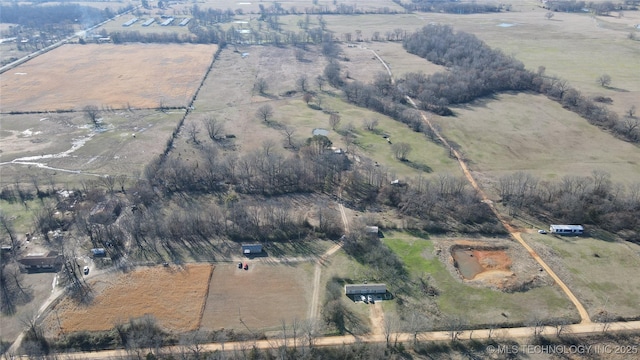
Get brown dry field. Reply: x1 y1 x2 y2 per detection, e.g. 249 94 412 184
199 262 313 332
45 264 213 335
0 43 216 112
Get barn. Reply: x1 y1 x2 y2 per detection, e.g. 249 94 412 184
344 283 387 295
241 243 263 255
550 225 584 235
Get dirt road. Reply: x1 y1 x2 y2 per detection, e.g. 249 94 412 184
34 320 640 359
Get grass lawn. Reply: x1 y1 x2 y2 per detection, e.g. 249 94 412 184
527 233 640 320
383 231 578 328
435 92 640 186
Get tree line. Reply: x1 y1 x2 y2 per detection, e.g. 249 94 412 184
498 171 640 242
398 0 503 14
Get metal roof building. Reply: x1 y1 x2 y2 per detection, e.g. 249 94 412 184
241 243 263 255
345 283 387 295
550 225 584 235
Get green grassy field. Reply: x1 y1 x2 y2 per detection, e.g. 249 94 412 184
434 92 640 185
383 231 579 327
526 233 640 319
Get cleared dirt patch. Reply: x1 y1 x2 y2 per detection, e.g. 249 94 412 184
45 264 213 335
451 245 512 281
0 43 216 111
200 262 313 332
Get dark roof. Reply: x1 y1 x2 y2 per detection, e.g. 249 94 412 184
19 251 62 267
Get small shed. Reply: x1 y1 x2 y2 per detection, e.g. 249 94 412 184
241 243 263 255
549 225 584 235
91 248 106 257
345 283 387 295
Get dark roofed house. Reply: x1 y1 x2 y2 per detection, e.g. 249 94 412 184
19 251 63 272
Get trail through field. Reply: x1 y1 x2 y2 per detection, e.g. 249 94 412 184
308 203 348 320
369 302 385 337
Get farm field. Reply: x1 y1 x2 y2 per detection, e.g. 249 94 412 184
525 233 640 320
0 43 216 112
434 92 640 185
43 264 214 336
199 262 314 332
383 231 579 327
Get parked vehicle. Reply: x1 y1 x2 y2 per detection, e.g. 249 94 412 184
360 295 366 303
83 266 90 275
244 263 249 270
238 262 243 269
367 295 373 303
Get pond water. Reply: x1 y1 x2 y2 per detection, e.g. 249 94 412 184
452 248 484 280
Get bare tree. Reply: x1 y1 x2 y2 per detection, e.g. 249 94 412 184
628 105 637 118
363 118 379 131
315 75 326 91
302 318 318 349
392 142 412 161
406 311 429 345
185 122 199 144
303 93 313 105
179 331 209 360
254 77 269 95
382 314 399 347
295 48 305 62
283 126 296 148
597 74 612 87
296 75 309 93
256 104 274 123
0 210 19 253
329 113 341 130
545 12 555 20
99 175 117 195
203 117 225 141
445 315 465 341
84 105 101 128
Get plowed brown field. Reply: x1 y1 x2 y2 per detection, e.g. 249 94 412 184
0 43 216 112
48 264 213 335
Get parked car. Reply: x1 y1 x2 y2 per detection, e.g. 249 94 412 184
83 266 90 275
360 295 366 303
538 229 548 234
367 295 373 303
244 263 249 270
238 262 243 269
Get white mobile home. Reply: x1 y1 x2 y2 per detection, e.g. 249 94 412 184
549 225 584 235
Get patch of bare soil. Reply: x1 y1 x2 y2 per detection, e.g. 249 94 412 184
435 238 553 292
44 264 213 336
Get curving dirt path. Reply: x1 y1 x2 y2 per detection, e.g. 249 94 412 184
366 47 591 324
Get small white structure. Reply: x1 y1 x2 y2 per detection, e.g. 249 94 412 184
549 225 584 235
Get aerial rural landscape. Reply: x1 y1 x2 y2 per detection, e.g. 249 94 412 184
0 0 639 359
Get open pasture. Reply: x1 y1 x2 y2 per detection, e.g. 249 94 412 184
526 233 640 320
199 262 313 332
45 264 214 335
167 0 405 15
0 43 216 112
435 92 640 185
416 9 640 115
185 45 459 179
0 109 184 185
383 232 579 327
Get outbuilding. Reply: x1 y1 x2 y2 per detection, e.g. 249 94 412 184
549 225 584 235
241 243 263 255
345 283 387 295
